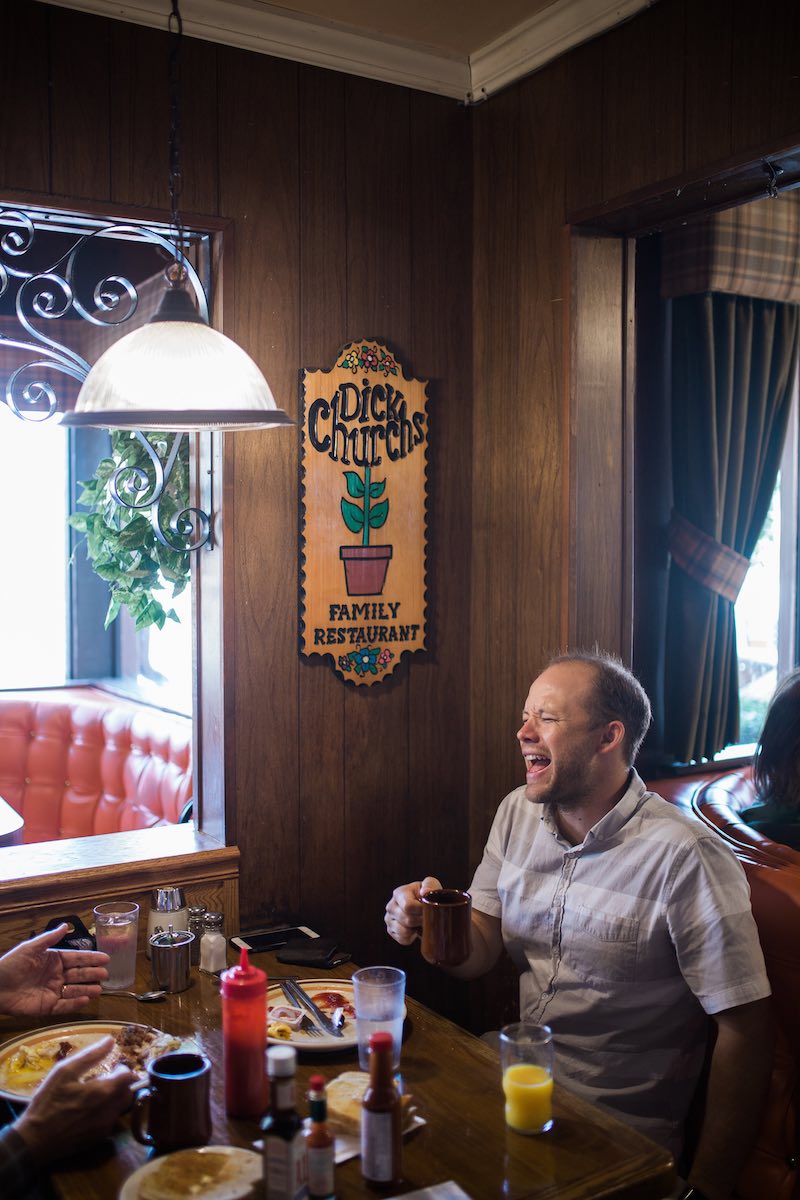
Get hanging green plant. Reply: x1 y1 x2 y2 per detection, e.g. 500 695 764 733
68 431 190 631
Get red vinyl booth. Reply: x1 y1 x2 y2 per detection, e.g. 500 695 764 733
0 691 192 843
648 769 800 1200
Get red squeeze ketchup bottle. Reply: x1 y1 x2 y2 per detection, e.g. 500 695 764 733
220 945 269 1119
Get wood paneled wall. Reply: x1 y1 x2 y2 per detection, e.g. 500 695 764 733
3 0 800 1033
2 1 472 1023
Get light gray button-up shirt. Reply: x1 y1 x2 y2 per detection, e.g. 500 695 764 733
470 770 771 1153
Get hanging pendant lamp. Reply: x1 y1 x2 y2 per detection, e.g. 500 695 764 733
62 0 291 434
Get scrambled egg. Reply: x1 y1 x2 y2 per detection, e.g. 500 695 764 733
267 1022 293 1041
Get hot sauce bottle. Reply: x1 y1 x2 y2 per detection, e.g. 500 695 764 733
220 945 269 1119
305 1074 335 1200
360 1031 402 1190
262 1044 309 1200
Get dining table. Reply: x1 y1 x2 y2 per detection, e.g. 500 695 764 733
0 947 676 1200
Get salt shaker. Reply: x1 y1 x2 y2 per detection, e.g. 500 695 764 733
200 911 227 973
146 886 188 959
188 905 207 966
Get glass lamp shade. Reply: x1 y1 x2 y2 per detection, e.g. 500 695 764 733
62 285 293 432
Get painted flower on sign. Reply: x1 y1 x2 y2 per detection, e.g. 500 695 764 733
336 343 399 377
339 647 394 678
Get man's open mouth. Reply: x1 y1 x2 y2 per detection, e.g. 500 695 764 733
524 754 551 779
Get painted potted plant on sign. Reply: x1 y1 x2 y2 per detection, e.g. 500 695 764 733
339 466 392 596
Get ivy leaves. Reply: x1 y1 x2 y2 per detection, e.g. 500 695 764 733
68 431 190 631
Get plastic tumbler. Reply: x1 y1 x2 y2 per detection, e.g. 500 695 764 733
352 966 406 1070
499 1022 554 1134
94 900 140 990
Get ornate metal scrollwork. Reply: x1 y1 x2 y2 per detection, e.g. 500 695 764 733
0 207 212 552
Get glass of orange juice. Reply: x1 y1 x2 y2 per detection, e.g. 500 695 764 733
499 1022 554 1135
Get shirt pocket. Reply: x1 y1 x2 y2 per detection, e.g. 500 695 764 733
561 904 639 986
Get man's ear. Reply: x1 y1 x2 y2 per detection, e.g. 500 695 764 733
597 721 625 755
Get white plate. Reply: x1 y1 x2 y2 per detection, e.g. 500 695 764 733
268 978 359 1051
120 1146 262 1200
0 1020 180 1103
267 978 407 1053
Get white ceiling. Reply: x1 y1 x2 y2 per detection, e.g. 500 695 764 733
42 0 652 101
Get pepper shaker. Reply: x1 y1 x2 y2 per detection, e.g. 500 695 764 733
188 905 208 966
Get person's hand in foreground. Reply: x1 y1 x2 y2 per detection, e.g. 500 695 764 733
14 1036 138 1163
385 876 443 953
0 924 109 1016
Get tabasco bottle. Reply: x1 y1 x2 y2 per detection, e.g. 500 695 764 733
360 1031 402 1190
262 1045 309 1200
305 1074 335 1200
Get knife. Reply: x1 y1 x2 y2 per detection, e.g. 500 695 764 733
279 978 345 1038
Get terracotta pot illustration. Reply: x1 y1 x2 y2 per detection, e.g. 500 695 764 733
340 545 393 596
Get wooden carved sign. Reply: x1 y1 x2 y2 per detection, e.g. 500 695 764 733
300 340 428 685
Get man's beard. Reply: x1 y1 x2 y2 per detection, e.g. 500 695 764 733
526 751 595 810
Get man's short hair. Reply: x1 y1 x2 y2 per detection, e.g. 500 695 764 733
547 650 652 766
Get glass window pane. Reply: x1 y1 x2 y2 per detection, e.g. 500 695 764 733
0 410 68 686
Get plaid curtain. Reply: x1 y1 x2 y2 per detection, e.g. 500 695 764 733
663 293 799 762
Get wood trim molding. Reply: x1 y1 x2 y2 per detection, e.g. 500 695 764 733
39 0 651 103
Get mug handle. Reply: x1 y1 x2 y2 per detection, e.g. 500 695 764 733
130 1085 155 1146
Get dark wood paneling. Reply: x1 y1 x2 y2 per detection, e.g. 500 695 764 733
730 0 781 155
470 86 522 870
49 8 111 201
684 0 733 171
601 0 685 201
1 1 49 193
109 22 170 210
217 47 302 925
405 89 472 1023
564 37 604 216
296 66 349 943
342 76 412 971
515 58 568 685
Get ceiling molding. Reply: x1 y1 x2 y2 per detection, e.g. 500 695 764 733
39 0 652 103
469 0 653 101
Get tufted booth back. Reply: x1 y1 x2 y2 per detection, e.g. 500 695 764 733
648 768 800 1200
0 692 192 843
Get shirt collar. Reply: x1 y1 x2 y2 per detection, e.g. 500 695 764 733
541 769 647 847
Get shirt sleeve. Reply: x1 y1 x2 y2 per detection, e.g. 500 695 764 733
0 1123 41 1198
469 793 516 919
666 831 771 1014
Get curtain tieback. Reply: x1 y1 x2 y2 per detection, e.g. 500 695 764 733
668 510 750 603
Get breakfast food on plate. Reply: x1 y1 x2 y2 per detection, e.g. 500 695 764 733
138 1148 261 1200
325 1070 415 1139
0 1024 181 1097
306 989 355 1022
267 1022 293 1041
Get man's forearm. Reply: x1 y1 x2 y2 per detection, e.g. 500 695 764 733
689 999 773 1200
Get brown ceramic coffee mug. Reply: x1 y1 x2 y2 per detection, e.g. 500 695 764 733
420 887 472 966
131 1052 212 1154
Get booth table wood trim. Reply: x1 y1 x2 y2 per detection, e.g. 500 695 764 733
8 951 675 1200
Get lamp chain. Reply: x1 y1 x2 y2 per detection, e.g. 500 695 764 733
167 0 185 283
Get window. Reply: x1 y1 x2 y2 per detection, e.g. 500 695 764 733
730 376 799 748
0 204 204 714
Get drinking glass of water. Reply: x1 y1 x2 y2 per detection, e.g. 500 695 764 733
94 900 140 990
352 966 406 1071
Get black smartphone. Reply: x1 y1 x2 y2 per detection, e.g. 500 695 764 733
230 926 319 953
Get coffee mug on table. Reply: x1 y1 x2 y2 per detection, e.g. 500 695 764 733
131 1052 212 1154
420 887 472 966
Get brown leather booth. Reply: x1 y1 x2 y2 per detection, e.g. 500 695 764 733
648 769 800 1200
0 690 192 843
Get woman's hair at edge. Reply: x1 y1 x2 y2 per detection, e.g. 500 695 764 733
546 649 652 767
753 667 800 811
